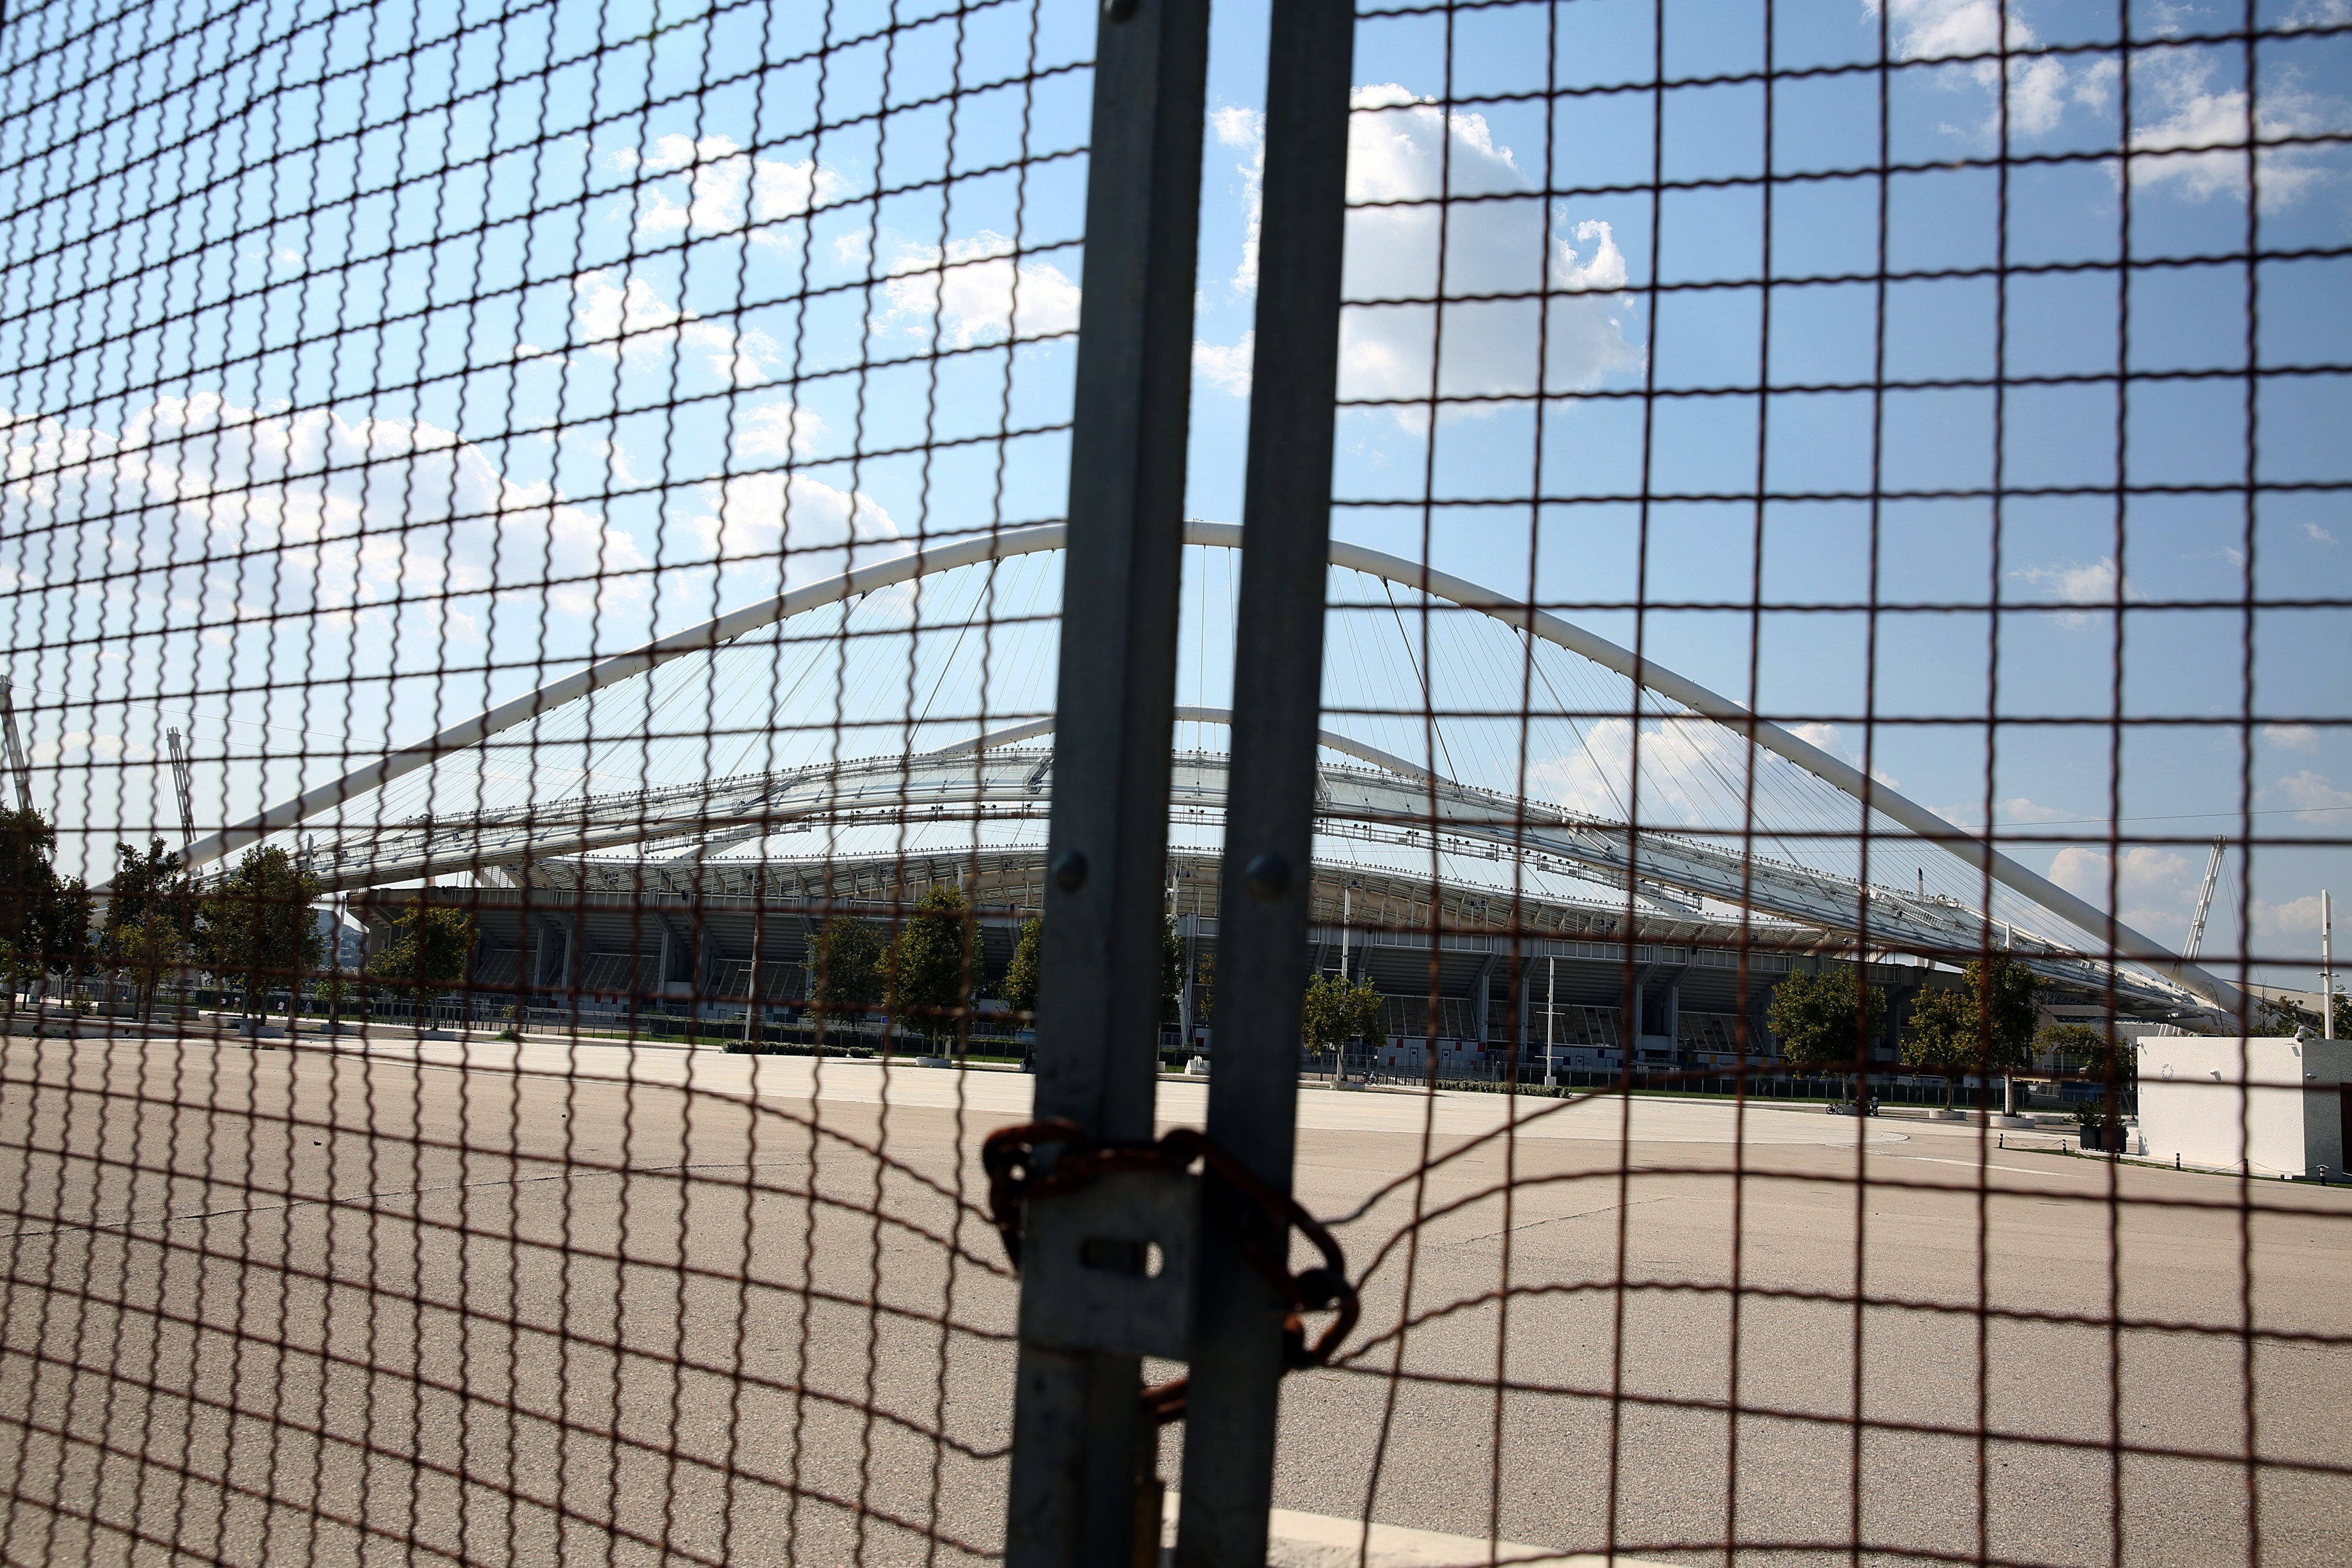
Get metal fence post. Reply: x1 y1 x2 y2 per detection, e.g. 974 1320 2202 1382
1003 0 1210 1563
1176 3 1356 1565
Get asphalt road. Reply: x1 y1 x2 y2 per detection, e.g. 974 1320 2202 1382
1 1030 2343 1567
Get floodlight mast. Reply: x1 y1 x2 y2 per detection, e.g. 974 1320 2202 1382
2183 838 2224 962
0 678 32 813
165 728 196 851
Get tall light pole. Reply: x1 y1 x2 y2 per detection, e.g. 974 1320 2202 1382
2323 890 2335 1041
1545 955 1557 1087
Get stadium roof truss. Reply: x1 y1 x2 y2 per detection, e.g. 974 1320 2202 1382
177 523 2239 1018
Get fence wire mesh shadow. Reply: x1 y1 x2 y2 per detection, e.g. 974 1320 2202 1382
0 1040 1019 1565
0 0 2349 1563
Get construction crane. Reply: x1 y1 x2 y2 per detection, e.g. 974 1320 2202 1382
165 728 196 850
2183 838 2225 962
0 677 31 813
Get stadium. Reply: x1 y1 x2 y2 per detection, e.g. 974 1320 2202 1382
173 523 2241 1080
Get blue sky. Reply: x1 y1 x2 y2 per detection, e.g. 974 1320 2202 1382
1186 0 2352 982
0 0 2345 985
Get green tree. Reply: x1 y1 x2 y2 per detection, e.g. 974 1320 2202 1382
2040 1019 2133 1131
317 973 356 1033
106 839 193 949
2037 1020 2130 1079
1000 915 1042 1017
112 911 185 1019
1193 953 1215 1027
195 846 325 1030
1903 955 2041 1074
366 902 477 1021
34 877 90 996
103 840 193 1010
1300 972 1383 1065
1162 916 1186 1026
0 804 59 949
889 886 975 1040
811 915 885 1019
2253 993 2327 1037
0 934 40 1010
970 913 1194 1034
1767 965 1886 1089
0 807 86 1004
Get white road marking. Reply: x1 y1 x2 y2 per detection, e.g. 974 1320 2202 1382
1163 1495 1673 1568
1882 1154 2094 1179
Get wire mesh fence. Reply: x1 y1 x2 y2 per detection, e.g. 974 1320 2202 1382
0 0 2347 1563
1257 0 2352 1563
0 0 1088 1559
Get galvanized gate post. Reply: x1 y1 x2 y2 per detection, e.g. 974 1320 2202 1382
1003 0 1209 1563
1176 4 1357 1566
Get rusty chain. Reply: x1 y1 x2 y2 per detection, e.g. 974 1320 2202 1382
980 1119 1360 1425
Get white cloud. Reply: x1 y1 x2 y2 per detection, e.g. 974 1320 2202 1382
2304 521 2339 544
734 401 827 460
633 133 748 236
2015 556 2120 603
1535 715 1898 828
2263 724 2320 753
1339 85 1644 423
1996 796 2073 824
1534 716 1749 826
2126 55 2344 208
1788 722 1902 788
2049 843 2197 935
1211 106 1261 145
1212 107 1265 293
676 467 900 576
627 133 854 240
29 730 126 765
0 392 650 629
1875 0 2013 60
1194 332 1255 396
874 232 1082 351
2272 769 2352 811
1789 721 1858 768
566 268 773 386
1869 0 2115 139
2250 891 2333 961
2013 556 2124 626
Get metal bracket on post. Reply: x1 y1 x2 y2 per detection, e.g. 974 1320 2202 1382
1020 1170 1199 1362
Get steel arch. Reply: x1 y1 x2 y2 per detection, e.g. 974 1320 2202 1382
180 520 2239 1012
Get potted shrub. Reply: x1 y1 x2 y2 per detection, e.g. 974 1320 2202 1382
2074 1100 2121 1153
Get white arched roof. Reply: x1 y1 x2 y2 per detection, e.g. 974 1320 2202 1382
176 520 2240 1012
925 706 1438 782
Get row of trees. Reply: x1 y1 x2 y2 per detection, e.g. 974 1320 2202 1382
797 886 975 1035
0 811 341 1024
799 890 1210 1041
1767 953 2132 1089
0 807 481 1030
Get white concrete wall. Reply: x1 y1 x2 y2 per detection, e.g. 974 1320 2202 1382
2135 1037 2338 1176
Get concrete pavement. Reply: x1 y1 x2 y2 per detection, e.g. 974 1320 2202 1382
0 1030 2341 1566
